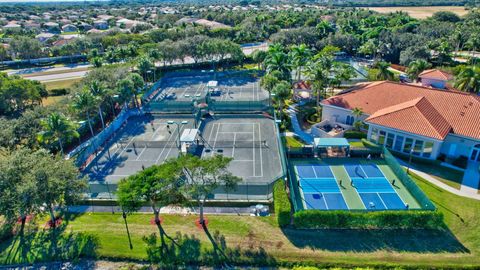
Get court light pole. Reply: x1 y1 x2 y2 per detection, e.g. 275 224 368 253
407 148 414 174
167 120 188 150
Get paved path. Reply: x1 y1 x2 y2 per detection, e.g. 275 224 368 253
68 205 260 215
286 104 314 144
398 159 480 201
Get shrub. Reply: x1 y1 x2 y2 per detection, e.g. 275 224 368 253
274 179 291 227
452 155 468 169
344 130 367 139
361 138 381 149
293 210 444 229
49 88 69 96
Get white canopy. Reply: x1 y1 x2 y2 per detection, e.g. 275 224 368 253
180 129 198 143
207 80 218 88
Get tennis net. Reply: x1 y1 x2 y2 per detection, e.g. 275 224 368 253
123 140 268 148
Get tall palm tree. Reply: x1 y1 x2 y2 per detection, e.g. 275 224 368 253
37 112 79 155
272 81 291 120
352 107 363 130
289 44 311 82
137 56 153 82
407 59 431 82
72 89 97 137
454 65 480 93
264 44 291 81
118 78 137 108
375 61 395 81
304 56 332 120
89 81 106 130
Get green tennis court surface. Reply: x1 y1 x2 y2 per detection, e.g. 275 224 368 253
292 159 421 211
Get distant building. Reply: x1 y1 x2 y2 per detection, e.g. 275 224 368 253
3 22 21 31
93 20 109 30
35 33 56 43
62 24 79 33
43 22 60 33
418 69 453 89
78 22 93 31
175 17 231 30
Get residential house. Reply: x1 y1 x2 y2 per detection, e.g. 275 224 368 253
321 81 480 162
43 22 60 33
35 33 56 43
62 24 79 33
78 22 93 31
418 69 453 89
3 22 21 31
93 20 109 30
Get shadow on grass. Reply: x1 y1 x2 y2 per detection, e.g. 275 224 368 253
0 222 99 265
144 228 276 268
281 227 469 253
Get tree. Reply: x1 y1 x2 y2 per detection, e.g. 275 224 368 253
289 44 311 81
432 11 461 23
89 81 107 129
179 155 241 226
264 44 291 81
272 81 291 121
72 89 97 137
406 59 432 82
117 161 183 252
251 49 267 70
37 112 79 155
137 56 154 82
352 107 364 131
260 72 280 93
9 36 43 60
374 61 395 81
304 56 332 119
454 65 480 93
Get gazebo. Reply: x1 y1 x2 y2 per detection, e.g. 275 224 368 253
314 138 350 158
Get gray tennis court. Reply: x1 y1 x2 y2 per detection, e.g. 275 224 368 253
153 71 268 104
85 114 195 187
199 115 282 186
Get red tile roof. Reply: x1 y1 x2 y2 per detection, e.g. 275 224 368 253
366 97 452 140
419 69 453 81
322 81 480 140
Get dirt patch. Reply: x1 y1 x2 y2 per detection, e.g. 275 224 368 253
366 6 468 19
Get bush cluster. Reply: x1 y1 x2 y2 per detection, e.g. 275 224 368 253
293 210 444 229
274 179 291 227
344 130 367 139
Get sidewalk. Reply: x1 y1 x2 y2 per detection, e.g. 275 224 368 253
67 205 257 215
399 159 480 201
286 104 314 144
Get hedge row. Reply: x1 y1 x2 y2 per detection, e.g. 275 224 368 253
344 130 367 139
273 179 291 227
293 210 444 229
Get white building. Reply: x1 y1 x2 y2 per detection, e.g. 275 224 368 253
321 81 480 162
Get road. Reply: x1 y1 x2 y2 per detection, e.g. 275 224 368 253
7 43 269 83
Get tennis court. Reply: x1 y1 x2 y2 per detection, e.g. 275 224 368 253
292 160 415 211
152 71 268 105
199 115 282 188
85 114 195 187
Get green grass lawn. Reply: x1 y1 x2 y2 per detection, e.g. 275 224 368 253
1 173 480 267
43 78 82 91
283 136 304 148
407 159 464 190
348 141 364 148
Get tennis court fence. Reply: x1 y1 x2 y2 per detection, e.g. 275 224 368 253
383 147 436 210
124 140 269 148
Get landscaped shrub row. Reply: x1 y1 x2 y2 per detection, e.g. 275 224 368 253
344 130 367 139
293 210 444 229
273 179 291 227
361 138 382 150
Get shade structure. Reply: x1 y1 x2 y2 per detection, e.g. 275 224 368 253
314 138 350 148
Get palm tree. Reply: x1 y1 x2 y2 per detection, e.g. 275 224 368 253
352 107 363 130
375 61 395 81
466 33 480 65
406 59 431 82
72 89 97 137
454 65 480 93
89 81 106 130
272 81 291 120
137 56 153 82
264 44 291 81
289 44 311 82
37 112 79 155
304 56 332 119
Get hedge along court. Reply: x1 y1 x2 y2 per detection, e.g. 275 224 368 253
288 148 435 211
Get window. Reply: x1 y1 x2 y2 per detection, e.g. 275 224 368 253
423 141 434 158
413 140 424 156
346 115 354 125
394 135 404 152
403 138 413 154
371 128 379 143
386 133 395 149
378 130 386 145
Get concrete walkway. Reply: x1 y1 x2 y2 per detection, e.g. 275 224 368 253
67 205 257 215
399 160 480 201
286 104 314 144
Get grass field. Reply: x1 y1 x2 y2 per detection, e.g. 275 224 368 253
366 6 469 19
1 173 479 267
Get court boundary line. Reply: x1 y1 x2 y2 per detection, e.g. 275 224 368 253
374 164 407 207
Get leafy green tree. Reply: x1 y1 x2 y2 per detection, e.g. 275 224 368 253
272 81 291 121
304 56 332 119
454 65 480 93
72 89 97 137
179 155 241 226
289 44 311 81
117 161 183 251
260 72 280 93
407 59 432 81
251 50 267 70
9 36 43 60
352 107 364 131
374 61 395 81
137 56 154 82
37 112 79 155
89 81 107 129
264 44 291 81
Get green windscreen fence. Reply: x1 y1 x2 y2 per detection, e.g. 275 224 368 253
145 101 195 113
383 147 436 210
208 100 270 113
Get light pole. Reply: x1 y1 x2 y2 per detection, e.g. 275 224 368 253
167 120 188 150
407 148 414 174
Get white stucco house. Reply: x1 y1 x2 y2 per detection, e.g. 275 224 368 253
321 81 480 162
